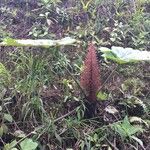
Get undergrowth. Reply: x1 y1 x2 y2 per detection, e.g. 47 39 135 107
0 0 150 150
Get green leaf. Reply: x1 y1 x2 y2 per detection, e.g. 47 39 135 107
0 63 9 76
0 63 7 73
100 46 150 63
2 124 8 134
3 38 20 46
20 138 38 150
9 140 17 148
114 123 127 139
97 91 108 101
0 62 11 84
0 124 8 137
122 116 143 137
4 143 11 150
113 116 144 140
4 113 13 123
4 140 17 150
1 37 76 47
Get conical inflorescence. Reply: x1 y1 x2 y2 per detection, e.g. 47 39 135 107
80 43 101 102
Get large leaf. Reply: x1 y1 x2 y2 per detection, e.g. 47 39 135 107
20 138 38 150
113 116 144 140
0 37 76 47
4 113 13 123
100 46 150 63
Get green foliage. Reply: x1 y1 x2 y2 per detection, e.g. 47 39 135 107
100 46 150 64
0 124 8 137
7 49 53 121
52 51 72 76
80 0 93 11
3 38 21 46
112 116 146 149
1 37 76 47
3 138 38 150
97 91 108 101
20 138 38 150
113 116 144 140
0 62 11 85
3 140 17 150
11 50 52 97
3 113 13 122
0 0 149 149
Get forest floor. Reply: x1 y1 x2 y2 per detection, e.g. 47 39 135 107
0 0 150 150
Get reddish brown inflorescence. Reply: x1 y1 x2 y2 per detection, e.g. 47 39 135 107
80 43 101 102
